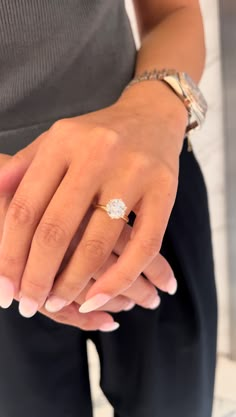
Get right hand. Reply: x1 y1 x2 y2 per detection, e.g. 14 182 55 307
0 154 176 331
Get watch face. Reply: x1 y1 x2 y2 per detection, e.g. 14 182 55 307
180 72 208 116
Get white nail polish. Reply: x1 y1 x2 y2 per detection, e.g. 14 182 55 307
19 296 39 318
149 297 161 310
0 276 14 309
45 296 68 313
123 301 135 311
99 322 120 332
79 293 111 313
167 277 178 295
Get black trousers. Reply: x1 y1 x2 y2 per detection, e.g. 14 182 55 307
0 139 217 417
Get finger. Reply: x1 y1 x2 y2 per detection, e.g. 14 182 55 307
93 250 160 310
114 223 177 294
0 194 11 239
0 131 47 194
38 303 120 332
17 161 103 316
0 141 68 312
73 278 135 313
1 199 120 332
44 185 138 313
79 180 177 312
143 253 177 295
14 128 123 316
72 251 159 312
0 194 13 308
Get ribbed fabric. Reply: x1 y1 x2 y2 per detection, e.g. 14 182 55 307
0 0 137 143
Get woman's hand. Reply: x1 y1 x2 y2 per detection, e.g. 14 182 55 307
0 154 122 331
0 154 176 330
0 81 186 318
54 204 176 313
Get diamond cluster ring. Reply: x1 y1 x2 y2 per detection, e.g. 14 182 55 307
93 198 129 223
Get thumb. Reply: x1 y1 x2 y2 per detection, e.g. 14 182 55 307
0 131 47 194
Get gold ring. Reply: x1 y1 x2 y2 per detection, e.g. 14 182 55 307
93 198 129 223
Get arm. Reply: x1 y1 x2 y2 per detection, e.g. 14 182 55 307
0 1 205 318
121 0 206 132
133 0 205 82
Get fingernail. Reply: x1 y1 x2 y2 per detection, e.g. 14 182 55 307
79 293 111 313
167 276 178 295
99 322 120 332
45 296 68 313
149 296 161 310
19 296 39 318
0 275 14 308
123 301 135 311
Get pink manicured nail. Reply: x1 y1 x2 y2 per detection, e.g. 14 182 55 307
149 296 161 310
18 296 39 318
123 301 135 311
0 275 14 308
79 293 111 313
99 322 120 332
167 277 178 295
45 296 68 313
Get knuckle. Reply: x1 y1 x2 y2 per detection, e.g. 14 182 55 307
92 126 119 143
60 280 84 295
132 153 150 173
139 237 161 258
103 128 120 146
23 276 49 295
82 238 109 263
158 165 178 190
90 126 120 152
35 221 68 248
8 197 37 226
49 118 72 134
0 251 24 268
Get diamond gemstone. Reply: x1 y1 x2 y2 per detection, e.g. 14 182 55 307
106 199 127 219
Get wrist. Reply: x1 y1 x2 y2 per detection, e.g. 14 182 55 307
118 80 189 139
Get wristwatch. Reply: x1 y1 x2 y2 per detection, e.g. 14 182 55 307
125 68 208 136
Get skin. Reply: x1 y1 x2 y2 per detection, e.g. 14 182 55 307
0 0 205 329
0 154 175 329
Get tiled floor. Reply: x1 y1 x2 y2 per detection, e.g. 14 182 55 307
87 341 236 417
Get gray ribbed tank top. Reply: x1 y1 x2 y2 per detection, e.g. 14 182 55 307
0 0 137 154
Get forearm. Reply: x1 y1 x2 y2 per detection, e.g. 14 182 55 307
119 5 205 127
135 5 205 83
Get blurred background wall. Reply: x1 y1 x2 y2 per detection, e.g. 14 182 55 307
125 0 230 355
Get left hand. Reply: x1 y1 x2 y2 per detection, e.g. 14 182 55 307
0 81 187 317
0 154 174 331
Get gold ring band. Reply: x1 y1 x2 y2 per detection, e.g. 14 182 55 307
93 199 129 223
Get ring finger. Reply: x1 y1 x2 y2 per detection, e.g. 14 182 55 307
44 185 141 312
